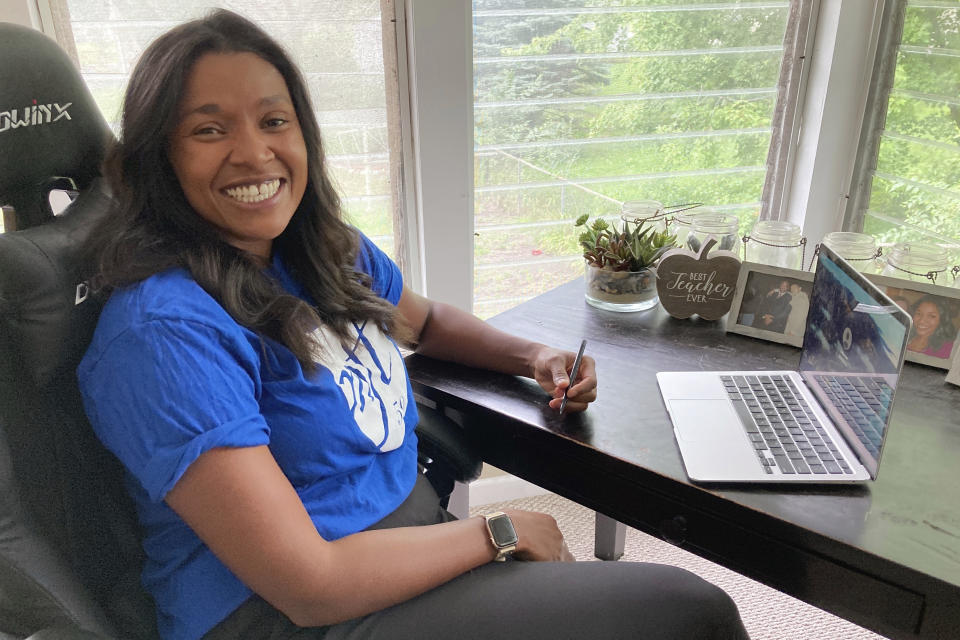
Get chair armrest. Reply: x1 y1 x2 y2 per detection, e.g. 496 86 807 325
414 402 482 500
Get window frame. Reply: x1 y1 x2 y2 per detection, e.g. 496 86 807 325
843 0 904 235
781 0 886 247
398 0 474 310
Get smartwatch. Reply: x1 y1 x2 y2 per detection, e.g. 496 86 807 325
483 511 518 561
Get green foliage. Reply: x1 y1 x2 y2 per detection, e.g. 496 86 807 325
472 0 960 309
474 0 607 176
473 0 791 243
575 213 676 271
864 4 960 249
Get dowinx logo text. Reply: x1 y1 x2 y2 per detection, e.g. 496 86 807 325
0 101 72 133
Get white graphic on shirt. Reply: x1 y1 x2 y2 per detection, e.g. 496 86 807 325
311 322 407 451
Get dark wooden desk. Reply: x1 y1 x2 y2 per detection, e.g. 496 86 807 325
406 279 960 640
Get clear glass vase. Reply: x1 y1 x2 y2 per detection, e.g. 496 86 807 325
745 220 804 270
880 242 950 284
621 200 666 232
668 211 695 250
822 232 879 273
686 213 740 258
584 265 659 312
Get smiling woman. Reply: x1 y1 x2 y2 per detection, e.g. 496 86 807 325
167 52 308 260
83 10 394 368
907 294 956 359
74 9 744 640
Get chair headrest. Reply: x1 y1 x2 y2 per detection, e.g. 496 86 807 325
0 23 113 229
0 178 111 387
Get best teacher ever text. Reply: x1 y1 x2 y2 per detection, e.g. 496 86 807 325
663 270 734 303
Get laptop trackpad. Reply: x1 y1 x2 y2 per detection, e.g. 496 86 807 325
669 400 739 442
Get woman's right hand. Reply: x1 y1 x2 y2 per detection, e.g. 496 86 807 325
503 509 575 562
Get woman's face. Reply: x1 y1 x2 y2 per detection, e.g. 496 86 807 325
168 52 308 260
912 301 941 338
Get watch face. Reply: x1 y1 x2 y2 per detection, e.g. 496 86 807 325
488 514 519 546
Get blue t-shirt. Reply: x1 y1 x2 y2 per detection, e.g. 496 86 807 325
77 234 419 640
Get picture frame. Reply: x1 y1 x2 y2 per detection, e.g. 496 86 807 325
865 273 960 370
945 346 960 387
725 262 815 347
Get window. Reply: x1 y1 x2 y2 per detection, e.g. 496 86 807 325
13 1 955 311
48 0 403 262
472 0 794 318
846 0 960 267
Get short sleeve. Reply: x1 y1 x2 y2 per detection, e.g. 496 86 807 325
78 317 270 503
355 232 403 305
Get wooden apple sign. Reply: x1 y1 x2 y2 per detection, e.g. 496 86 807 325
656 235 741 320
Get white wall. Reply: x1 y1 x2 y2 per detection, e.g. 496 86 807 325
0 0 36 27
403 0 474 312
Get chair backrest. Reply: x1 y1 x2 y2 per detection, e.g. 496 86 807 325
0 23 158 640
0 23 112 230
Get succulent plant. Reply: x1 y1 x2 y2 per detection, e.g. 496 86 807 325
575 213 677 272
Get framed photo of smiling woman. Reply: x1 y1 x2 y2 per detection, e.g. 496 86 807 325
864 274 960 369
726 263 814 347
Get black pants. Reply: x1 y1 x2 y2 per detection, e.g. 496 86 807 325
205 476 749 640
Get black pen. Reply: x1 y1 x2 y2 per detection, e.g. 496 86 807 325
559 339 587 415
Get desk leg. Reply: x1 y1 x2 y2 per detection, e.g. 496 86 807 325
447 481 470 520
594 512 626 561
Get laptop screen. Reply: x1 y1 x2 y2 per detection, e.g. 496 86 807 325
798 244 911 478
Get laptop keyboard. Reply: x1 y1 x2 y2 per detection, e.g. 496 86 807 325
813 374 890 458
721 374 853 476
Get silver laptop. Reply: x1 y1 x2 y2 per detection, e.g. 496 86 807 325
657 244 911 483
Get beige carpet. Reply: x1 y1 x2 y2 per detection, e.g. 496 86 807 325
471 492 889 640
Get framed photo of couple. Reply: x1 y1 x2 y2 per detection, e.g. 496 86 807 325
864 273 960 370
726 263 814 348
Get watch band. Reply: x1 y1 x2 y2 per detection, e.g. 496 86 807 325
483 511 518 561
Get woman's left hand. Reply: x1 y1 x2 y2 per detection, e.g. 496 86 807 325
532 346 597 413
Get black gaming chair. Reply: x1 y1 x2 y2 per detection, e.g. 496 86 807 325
0 23 480 640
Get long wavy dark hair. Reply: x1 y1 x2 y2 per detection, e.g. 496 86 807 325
85 9 397 371
909 294 956 353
